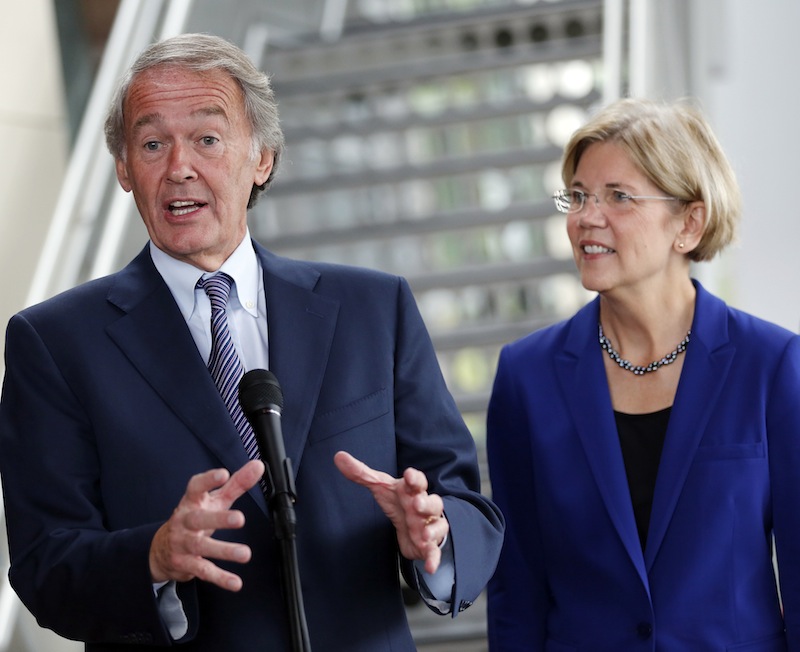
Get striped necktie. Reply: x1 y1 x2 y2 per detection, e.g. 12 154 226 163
196 273 260 463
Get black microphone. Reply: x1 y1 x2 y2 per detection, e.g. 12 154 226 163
238 369 297 539
240 371 312 650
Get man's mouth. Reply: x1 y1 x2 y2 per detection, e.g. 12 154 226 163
168 200 206 216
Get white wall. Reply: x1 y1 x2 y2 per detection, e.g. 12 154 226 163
645 0 800 333
0 1 69 344
707 0 800 333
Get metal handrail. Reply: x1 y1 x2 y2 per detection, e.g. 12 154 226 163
24 0 162 306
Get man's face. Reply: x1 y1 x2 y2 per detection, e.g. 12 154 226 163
115 64 273 271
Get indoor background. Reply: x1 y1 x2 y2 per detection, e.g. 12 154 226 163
1 0 799 650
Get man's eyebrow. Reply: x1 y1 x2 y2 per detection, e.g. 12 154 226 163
130 106 229 134
131 113 162 134
194 105 228 121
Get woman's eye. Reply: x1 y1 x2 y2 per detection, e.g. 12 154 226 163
570 190 586 202
611 191 632 204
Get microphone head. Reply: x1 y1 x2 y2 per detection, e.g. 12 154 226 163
239 369 284 415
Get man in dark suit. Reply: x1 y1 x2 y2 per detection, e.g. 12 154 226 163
0 33 503 651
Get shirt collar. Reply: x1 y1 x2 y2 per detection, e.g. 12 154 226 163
149 231 261 321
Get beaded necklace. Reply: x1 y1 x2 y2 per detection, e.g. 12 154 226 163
598 323 691 376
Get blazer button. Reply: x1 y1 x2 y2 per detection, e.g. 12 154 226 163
636 622 653 639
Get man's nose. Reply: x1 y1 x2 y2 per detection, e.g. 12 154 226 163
166 144 197 182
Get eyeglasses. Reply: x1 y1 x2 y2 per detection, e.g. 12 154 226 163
552 188 679 214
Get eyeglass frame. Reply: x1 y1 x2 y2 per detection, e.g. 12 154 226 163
552 188 680 214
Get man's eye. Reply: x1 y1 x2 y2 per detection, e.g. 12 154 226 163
200 136 219 146
144 141 160 151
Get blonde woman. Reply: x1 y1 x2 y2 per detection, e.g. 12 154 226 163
487 98 800 651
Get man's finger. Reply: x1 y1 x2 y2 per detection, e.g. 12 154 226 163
189 556 246 592
334 451 394 488
185 467 232 500
413 492 444 517
423 545 442 575
402 466 429 493
182 507 246 532
213 460 265 503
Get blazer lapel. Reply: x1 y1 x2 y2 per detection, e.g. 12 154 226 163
256 244 339 474
644 282 735 569
555 299 648 585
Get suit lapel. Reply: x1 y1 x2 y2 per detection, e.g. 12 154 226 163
644 283 735 569
104 244 340 512
555 300 648 585
256 245 339 474
104 250 257 487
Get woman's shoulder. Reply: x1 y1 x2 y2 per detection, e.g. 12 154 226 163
695 281 799 358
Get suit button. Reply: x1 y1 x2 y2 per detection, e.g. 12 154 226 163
637 622 653 639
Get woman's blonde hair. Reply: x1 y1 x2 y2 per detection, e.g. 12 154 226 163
561 98 741 261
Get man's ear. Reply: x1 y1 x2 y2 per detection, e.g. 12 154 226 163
254 149 274 186
115 157 133 193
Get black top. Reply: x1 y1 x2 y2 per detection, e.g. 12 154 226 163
614 407 671 550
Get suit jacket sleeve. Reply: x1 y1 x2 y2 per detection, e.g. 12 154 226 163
766 334 800 647
388 277 504 615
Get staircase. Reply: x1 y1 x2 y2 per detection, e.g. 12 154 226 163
2 0 615 649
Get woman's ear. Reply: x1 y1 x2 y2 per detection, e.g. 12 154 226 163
675 202 706 253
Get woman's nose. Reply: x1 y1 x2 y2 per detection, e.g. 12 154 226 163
578 194 607 226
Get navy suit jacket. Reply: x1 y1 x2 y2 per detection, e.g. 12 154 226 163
486 281 800 652
0 241 503 651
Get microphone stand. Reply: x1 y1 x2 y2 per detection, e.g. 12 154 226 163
238 370 311 651
264 453 311 652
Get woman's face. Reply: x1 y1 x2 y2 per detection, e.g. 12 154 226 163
565 140 688 298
